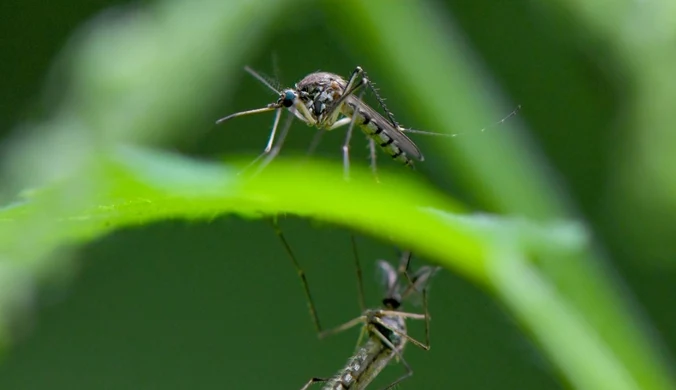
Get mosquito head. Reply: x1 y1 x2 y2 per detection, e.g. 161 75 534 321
377 260 403 310
376 252 440 311
382 296 402 310
278 89 298 108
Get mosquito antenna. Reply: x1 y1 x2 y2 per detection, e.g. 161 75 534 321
401 104 522 137
244 65 282 94
271 52 283 89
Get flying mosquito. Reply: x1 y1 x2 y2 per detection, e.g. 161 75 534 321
216 66 425 176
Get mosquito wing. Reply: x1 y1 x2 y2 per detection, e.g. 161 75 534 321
402 266 440 301
376 259 398 295
348 97 424 161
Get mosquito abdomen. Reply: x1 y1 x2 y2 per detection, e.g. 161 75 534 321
343 102 415 168
323 336 401 390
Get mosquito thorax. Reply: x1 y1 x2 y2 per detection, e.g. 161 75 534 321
295 72 347 120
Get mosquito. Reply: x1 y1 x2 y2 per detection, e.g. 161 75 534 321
298 248 440 390
216 66 425 177
271 220 439 388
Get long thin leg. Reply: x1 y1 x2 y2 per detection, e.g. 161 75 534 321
306 130 325 157
263 106 283 152
382 357 414 390
271 219 322 334
299 377 329 390
351 235 366 313
374 310 425 320
238 107 282 174
397 251 414 289
369 328 415 390
255 110 295 175
343 67 366 96
352 323 368 355
326 67 366 118
327 117 352 130
368 138 379 182
341 85 368 180
422 288 431 349
342 115 356 180
361 68 400 129
398 261 438 350
375 293 434 390
319 67 367 129
318 315 366 340
373 315 430 351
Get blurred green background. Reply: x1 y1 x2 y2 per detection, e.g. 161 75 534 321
1 0 675 389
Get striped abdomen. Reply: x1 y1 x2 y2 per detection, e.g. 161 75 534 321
342 99 422 168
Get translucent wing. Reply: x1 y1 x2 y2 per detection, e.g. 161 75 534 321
376 259 399 302
347 96 424 161
400 265 440 307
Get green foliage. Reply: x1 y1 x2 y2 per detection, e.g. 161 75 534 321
1 0 675 389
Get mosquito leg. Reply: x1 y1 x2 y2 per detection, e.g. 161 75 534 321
397 251 414 287
350 234 366 313
352 324 367 355
254 110 295 175
320 67 367 127
343 66 366 96
306 130 325 157
238 107 283 175
341 85 369 180
318 315 366 340
327 117 352 130
299 377 329 390
382 353 414 390
342 115 356 180
373 316 430 351
422 288 431 348
271 219 322 334
368 138 379 182
369 326 416 388
262 106 283 153
361 69 400 129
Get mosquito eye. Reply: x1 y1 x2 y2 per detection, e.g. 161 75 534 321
282 91 295 107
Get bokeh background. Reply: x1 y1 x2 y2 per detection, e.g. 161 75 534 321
1 0 675 389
